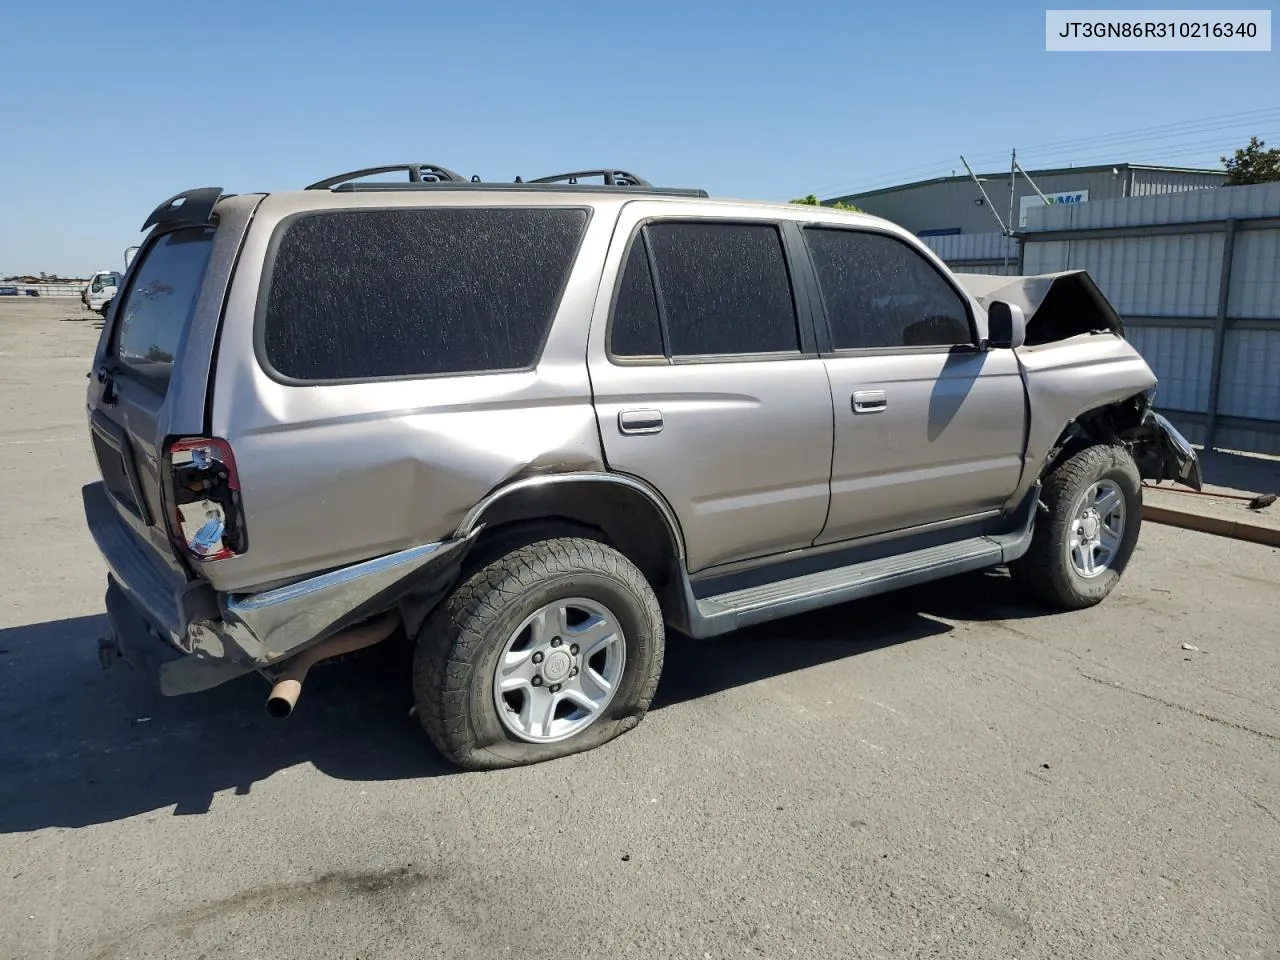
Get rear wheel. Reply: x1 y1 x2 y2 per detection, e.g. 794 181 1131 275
1010 444 1142 609
413 536 665 770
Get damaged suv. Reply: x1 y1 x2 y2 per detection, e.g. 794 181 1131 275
84 163 1201 770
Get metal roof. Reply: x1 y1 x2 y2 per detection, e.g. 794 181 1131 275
829 163 1224 203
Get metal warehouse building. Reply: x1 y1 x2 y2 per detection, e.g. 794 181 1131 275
827 163 1226 238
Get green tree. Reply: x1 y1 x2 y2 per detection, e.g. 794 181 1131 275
790 193 863 212
1221 136 1280 186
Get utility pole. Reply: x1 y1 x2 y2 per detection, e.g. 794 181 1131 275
1005 148 1017 271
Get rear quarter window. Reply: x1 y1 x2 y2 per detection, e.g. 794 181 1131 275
261 207 590 382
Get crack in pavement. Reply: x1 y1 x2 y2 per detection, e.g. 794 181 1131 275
1077 672 1280 745
1245 795 1280 828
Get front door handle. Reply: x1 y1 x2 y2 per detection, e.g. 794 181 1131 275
618 409 663 435
852 390 887 414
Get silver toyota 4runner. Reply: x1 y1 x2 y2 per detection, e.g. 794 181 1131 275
83 163 1202 770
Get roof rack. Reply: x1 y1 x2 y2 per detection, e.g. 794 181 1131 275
525 169 651 186
305 163 468 190
305 163 707 198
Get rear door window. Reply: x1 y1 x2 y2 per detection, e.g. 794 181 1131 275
642 222 799 358
261 207 589 382
112 227 216 390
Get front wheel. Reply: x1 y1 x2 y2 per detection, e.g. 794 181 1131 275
1010 444 1142 609
413 536 665 770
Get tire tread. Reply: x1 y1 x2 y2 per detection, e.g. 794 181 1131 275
413 536 664 770
1011 444 1142 609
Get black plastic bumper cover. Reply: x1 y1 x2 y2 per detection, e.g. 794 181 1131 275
1134 411 1203 491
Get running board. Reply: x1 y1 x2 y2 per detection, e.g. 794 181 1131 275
666 486 1039 639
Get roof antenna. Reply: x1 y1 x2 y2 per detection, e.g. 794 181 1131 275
514 175 523 183
471 175 480 183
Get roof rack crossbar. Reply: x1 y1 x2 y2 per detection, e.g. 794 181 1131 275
141 187 224 232
526 169 652 187
306 164 469 191
329 182 709 197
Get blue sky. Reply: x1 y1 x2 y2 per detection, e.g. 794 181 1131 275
1 0 1276 276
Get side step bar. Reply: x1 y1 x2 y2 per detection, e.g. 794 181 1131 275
668 486 1040 639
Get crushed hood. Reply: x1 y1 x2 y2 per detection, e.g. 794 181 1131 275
953 270 1125 346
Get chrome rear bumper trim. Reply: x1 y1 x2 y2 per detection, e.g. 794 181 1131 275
221 538 470 662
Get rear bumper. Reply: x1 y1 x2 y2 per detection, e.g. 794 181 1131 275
83 481 473 675
104 576 186 673
83 482 217 652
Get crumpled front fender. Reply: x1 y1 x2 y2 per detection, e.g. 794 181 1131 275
1128 410 1203 491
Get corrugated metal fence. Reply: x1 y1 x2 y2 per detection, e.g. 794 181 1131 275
1019 182 1280 456
923 232 1020 276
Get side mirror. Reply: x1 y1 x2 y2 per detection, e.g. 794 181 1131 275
987 300 1026 350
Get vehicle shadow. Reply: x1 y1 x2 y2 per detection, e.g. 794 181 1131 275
661 566 1052 702
657 585 965 709
0 570 1047 833
926 348 989 442
57 315 104 330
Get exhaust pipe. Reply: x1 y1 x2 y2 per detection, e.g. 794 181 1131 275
265 613 398 719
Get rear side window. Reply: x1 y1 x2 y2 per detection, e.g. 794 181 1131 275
643 222 799 357
609 237 665 358
113 227 215 389
262 208 589 381
803 228 972 350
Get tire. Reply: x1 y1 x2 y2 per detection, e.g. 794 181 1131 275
413 536 665 770
1010 444 1142 610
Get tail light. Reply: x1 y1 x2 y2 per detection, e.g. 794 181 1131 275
166 437 247 562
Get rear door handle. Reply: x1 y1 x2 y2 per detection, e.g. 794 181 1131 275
618 409 663 435
100 373 119 407
852 390 887 414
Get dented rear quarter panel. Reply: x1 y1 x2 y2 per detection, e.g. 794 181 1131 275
203 191 622 594
1011 332 1158 505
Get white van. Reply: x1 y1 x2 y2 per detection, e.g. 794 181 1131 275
82 270 121 315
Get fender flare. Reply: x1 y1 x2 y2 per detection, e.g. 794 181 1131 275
453 471 688 561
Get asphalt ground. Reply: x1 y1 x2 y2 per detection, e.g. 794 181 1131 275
1 297 1278 960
